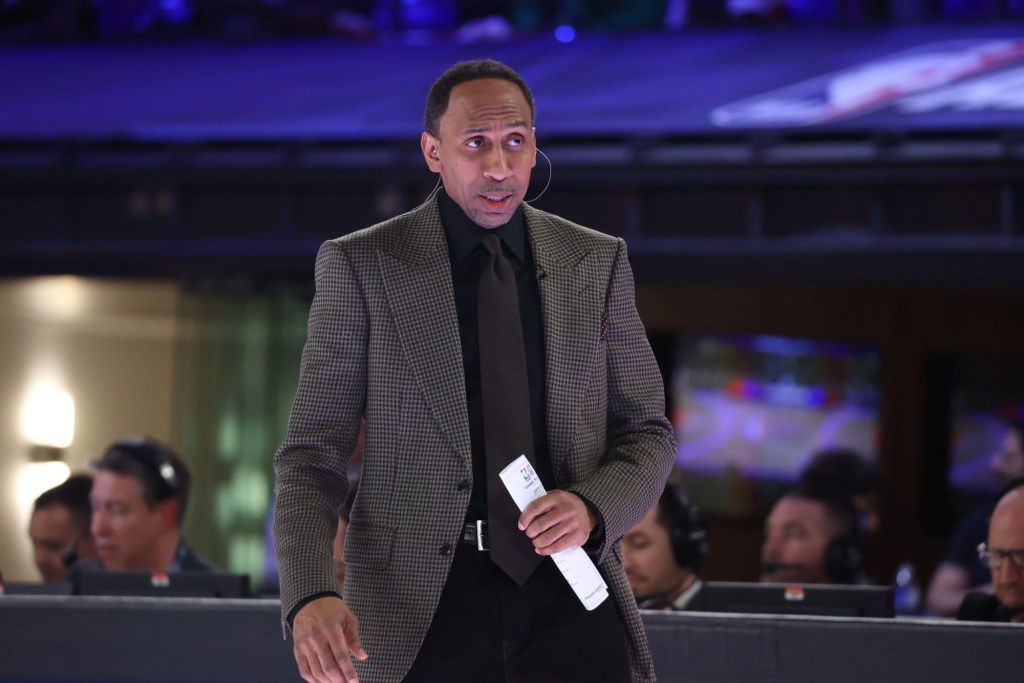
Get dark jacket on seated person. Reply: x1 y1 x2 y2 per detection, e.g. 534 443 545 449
69 540 217 582
956 591 1024 623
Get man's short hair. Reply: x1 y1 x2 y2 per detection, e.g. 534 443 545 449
798 447 882 505
92 436 192 526
424 59 536 138
787 485 860 540
33 473 93 537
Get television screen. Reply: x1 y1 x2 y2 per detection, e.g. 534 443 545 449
946 354 1024 496
688 581 895 618
76 571 251 598
670 332 881 517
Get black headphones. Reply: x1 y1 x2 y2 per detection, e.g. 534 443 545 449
107 436 182 499
660 481 709 572
823 508 867 584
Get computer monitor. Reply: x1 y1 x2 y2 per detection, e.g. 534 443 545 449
919 351 1024 533
688 581 895 618
663 331 882 517
0 581 74 596
76 571 252 598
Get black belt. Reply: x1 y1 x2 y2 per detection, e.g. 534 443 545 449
462 520 489 551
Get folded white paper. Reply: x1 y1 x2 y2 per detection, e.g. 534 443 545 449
498 454 609 611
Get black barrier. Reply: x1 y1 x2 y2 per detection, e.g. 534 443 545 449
0 596 1019 682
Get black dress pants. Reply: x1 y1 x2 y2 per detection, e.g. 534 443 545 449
403 541 631 683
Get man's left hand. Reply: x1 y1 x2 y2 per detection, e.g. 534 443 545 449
518 490 596 555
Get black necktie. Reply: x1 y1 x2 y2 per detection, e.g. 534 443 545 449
478 233 543 585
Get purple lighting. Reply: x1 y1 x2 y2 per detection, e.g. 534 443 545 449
554 25 576 43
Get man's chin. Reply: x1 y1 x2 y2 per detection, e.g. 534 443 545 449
997 593 1024 611
97 554 124 570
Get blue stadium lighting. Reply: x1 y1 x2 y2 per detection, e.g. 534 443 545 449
554 25 576 43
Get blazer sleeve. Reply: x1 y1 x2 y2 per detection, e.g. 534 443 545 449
273 239 367 631
569 238 676 562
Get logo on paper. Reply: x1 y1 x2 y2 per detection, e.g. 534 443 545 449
521 466 532 482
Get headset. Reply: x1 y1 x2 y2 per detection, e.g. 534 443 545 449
660 481 709 572
822 503 867 584
105 435 182 500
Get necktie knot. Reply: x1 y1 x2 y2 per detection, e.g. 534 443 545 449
481 234 503 258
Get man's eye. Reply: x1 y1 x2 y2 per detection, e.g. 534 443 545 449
467 139 483 149
508 137 523 147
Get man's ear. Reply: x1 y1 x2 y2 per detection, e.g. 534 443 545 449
421 132 441 171
156 499 180 531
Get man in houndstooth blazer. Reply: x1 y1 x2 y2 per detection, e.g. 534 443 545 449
274 59 676 683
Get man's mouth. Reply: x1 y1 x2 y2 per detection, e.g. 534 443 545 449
479 192 514 207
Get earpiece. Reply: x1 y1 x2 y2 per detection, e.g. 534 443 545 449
431 147 439 160
824 523 866 584
662 482 708 572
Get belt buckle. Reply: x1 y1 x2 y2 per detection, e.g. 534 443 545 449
476 520 488 552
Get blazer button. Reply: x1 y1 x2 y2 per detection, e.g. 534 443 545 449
439 543 452 556
457 479 470 491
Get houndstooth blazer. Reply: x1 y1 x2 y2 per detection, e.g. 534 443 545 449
273 195 676 683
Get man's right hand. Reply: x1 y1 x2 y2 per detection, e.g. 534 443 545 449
292 596 368 683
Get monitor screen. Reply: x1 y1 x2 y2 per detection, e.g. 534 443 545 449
688 581 895 618
668 332 882 517
77 571 251 598
946 354 1024 496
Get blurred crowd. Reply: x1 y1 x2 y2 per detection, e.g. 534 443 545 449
2 1 1022 42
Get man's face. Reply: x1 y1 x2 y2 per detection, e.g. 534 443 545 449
988 490 1024 611
422 78 536 229
989 429 1024 487
90 470 167 570
622 507 690 602
28 504 78 582
761 496 833 584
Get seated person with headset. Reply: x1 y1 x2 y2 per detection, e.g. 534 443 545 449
957 477 1024 623
761 485 867 585
29 474 96 583
73 436 217 578
622 479 709 610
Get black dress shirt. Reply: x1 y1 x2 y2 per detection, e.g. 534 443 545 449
438 190 554 521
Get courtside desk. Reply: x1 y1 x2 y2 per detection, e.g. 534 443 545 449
0 596 1018 682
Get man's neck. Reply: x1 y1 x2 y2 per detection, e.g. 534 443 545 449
139 531 183 572
667 572 698 605
639 571 698 610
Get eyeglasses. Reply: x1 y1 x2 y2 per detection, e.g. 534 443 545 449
977 543 1024 571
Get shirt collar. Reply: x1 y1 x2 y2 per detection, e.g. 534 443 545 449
438 189 527 264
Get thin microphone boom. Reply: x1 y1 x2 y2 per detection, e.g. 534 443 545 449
525 147 552 204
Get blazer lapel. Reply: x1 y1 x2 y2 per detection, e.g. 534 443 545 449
378 200 473 469
526 206 603 478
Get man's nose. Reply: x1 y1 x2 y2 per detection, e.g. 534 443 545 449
91 510 108 536
483 146 511 181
